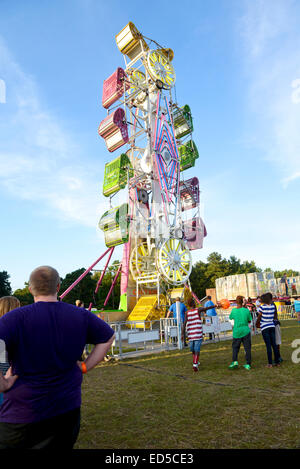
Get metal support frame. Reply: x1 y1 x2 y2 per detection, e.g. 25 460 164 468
59 247 113 301
103 262 122 308
136 273 161 307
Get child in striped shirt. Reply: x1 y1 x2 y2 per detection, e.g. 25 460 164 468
257 293 280 368
182 298 219 372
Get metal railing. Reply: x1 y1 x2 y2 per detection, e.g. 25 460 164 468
109 320 162 357
86 315 236 360
277 305 295 320
84 305 300 360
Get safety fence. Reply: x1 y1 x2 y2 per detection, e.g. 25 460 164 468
277 305 295 320
97 313 244 360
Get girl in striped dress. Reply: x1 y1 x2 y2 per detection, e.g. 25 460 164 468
257 293 280 368
182 298 218 372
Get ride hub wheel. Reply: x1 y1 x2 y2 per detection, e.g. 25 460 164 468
129 242 158 288
146 50 176 89
158 239 192 285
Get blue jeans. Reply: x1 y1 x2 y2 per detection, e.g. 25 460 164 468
0 393 3 406
262 327 280 365
190 339 202 354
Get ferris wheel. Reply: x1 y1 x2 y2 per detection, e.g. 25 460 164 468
97 22 206 312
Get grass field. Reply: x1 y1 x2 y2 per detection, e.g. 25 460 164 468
76 320 300 449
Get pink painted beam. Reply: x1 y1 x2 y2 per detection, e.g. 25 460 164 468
59 248 112 300
103 263 122 308
87 247 115 311
95 247 115 295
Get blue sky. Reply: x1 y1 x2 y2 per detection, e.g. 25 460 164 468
0 0 299 291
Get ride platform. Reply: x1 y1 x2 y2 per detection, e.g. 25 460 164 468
127 294 167 328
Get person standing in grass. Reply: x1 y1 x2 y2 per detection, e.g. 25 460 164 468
0 266 115 449
182 298 218 372
280 274 289 296
228 296 252 370
267 293 283 364
204 295 218 340
256 292 280 368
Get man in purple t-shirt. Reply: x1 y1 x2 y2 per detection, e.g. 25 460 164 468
0 265 115 449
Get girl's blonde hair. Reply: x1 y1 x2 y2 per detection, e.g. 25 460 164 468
0 296 21 318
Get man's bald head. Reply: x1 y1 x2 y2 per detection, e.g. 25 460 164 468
29 266 60 297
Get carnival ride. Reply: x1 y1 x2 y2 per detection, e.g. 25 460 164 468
60 22 207 324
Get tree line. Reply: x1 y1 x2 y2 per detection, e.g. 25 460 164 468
1 253 299 309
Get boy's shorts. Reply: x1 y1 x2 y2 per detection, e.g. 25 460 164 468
189 339 203 353
275 324 281 345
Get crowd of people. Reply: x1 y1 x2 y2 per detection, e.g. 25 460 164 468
171 291 290 373
0 266 298 448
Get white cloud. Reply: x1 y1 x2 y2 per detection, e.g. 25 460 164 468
291 78 300 104
0 79 6 103
239 0 300 186
0 36 105 228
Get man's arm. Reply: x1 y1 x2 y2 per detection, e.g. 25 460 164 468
78 334 115 372
256 305 262 319
202 304 218 313
166 304 174 319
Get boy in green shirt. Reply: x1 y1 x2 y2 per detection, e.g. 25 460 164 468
229 296 253 370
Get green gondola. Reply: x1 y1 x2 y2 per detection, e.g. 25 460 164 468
103 153 133 197
178 140 199 171
98 203 129 248
173 105 193 139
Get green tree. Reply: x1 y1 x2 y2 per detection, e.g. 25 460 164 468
91 260 121 310
0 271 12 296
13 283 33 306
60 268 97 307
274 269 299 278
240 260 260 274
189 260 210 300
190 252 260 299
206 252 231 283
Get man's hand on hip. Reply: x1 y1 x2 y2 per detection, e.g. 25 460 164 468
0 368 18 392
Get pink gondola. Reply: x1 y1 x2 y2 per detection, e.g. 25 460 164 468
180 177 200 212
183 217 207 250
102 68 129 109
98 108 129 152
